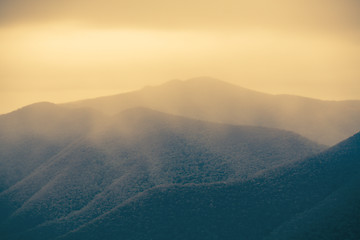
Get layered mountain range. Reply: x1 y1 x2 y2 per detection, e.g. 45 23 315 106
62 130 360 240
65 77 360 145
0 78 359 239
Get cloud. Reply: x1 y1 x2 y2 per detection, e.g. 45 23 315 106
0 0 359 35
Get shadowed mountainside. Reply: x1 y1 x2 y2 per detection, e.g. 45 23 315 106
0 102 101 192
0 103 325 239
63 77 360 145
56 132 360 240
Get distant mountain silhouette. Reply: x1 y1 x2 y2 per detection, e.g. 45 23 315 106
0 103 324 239
53 132 360 240
63 77 360 145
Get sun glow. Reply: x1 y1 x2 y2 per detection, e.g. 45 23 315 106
1 0 360 113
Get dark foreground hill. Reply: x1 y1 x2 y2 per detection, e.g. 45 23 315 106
55 132 360 240
64 77 360 145
0 103 324 239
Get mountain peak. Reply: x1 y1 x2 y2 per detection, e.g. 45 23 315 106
167 77 239 88
17 101 56 111
2 102 59 118
62 78 360 145
185 76 224 84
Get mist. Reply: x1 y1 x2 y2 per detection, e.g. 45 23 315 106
1 0 360 113
1 2 360 239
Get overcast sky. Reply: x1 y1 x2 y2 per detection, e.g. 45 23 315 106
1 0 359 113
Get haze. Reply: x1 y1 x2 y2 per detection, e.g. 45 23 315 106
1 0 360 114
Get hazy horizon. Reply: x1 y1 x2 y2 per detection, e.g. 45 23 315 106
2 77 360 115
1 0 360 113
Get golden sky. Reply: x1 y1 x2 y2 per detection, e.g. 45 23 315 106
1 0 359 114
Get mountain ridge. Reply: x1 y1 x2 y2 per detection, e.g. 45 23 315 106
0 103 326 239
61 77 360 145
57 131 360 240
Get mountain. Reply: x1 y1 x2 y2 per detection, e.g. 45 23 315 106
53 132 360 240
266 134 360 240
63 77 360 145
0 102 100 192
0 103 324 239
